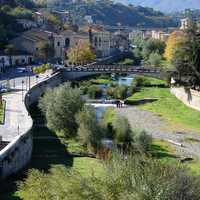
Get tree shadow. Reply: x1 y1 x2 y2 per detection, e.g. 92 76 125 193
150 144 178 160
125 98 158 106
28 103 74 171
0 103 74 200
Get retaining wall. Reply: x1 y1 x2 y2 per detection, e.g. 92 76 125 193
171 87 200 111
0 72 63 180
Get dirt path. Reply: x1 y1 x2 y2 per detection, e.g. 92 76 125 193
116 106 200 160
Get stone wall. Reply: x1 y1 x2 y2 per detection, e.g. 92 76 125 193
171 87 200 111
0 72 64 180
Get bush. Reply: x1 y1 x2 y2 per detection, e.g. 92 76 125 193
113 85 128 99
106 87 115 98
133 130 152 153
18 154 200 200
76 105 104 153
132 76 150 87
9 6 33 19
112 115 132 145
33 63 51 74
87 85 102 99
148 52 162 67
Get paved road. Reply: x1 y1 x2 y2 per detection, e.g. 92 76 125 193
116 106 200 160
0 70 51 142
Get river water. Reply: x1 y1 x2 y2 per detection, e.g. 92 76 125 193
92 75 135 120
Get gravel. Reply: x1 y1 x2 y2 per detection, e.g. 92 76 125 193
116 106 200 160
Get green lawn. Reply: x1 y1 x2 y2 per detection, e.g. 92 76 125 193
127 87 200 132
0 100 6 124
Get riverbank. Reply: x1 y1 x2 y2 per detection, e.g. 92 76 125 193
126 87 200 132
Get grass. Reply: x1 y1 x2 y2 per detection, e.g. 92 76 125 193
151 139 177 162
91 78 111 85
127 87 200 132
151 139 200 175
133 75 167 87
0 100 6 124
73 157 103 177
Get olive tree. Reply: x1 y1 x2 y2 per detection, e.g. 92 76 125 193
39 83 84 137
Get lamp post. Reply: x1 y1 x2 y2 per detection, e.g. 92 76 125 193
21 80 24 101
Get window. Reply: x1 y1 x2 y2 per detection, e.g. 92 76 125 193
57 42 60 47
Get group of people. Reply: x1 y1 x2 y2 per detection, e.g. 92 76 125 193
115 100 123 108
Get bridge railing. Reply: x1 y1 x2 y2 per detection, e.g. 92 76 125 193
65 65 161 74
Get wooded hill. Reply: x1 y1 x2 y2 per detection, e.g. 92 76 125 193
44 0 177 28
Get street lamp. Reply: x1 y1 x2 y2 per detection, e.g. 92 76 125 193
21 80 24 101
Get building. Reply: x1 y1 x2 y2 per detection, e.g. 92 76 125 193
51 10 71 25
151 30 170 42
0 50 34 73
54 29 90 60
180 18 191 30
33 12 46 27
84 15 94 24
10 29 55 62
17 19 37 30
90 28 113 57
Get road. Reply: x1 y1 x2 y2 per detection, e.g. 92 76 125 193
0 67 51 142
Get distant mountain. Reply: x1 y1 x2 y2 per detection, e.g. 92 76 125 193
64 1 176 28
115 0 200 12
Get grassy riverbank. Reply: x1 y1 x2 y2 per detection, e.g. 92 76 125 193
0 100 6 124
152 139 200 175
127 87 200 132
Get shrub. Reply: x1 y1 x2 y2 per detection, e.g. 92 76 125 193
132 76 150 87
76 105 104 153
87 85 102 99
133 130 152 153
113 85 128 99
112 115 132 145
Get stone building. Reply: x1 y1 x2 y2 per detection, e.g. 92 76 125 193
0 50 33 73
180 18 191 30
10 29 56 62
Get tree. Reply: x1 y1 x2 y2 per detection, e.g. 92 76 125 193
164 30 185 62
76 105 104 153
18 155 200 200
142 38 165 60
172 22 200 87
39 83 84 137
113 85 128 99
134 130 152 153
67 41 96 65
37 41 54 63
112 115 132 145
87 85 102 99
148 52 162 67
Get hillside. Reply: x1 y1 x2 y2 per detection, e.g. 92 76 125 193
63 1 176 28
115 0 200 13
0 0 36 48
